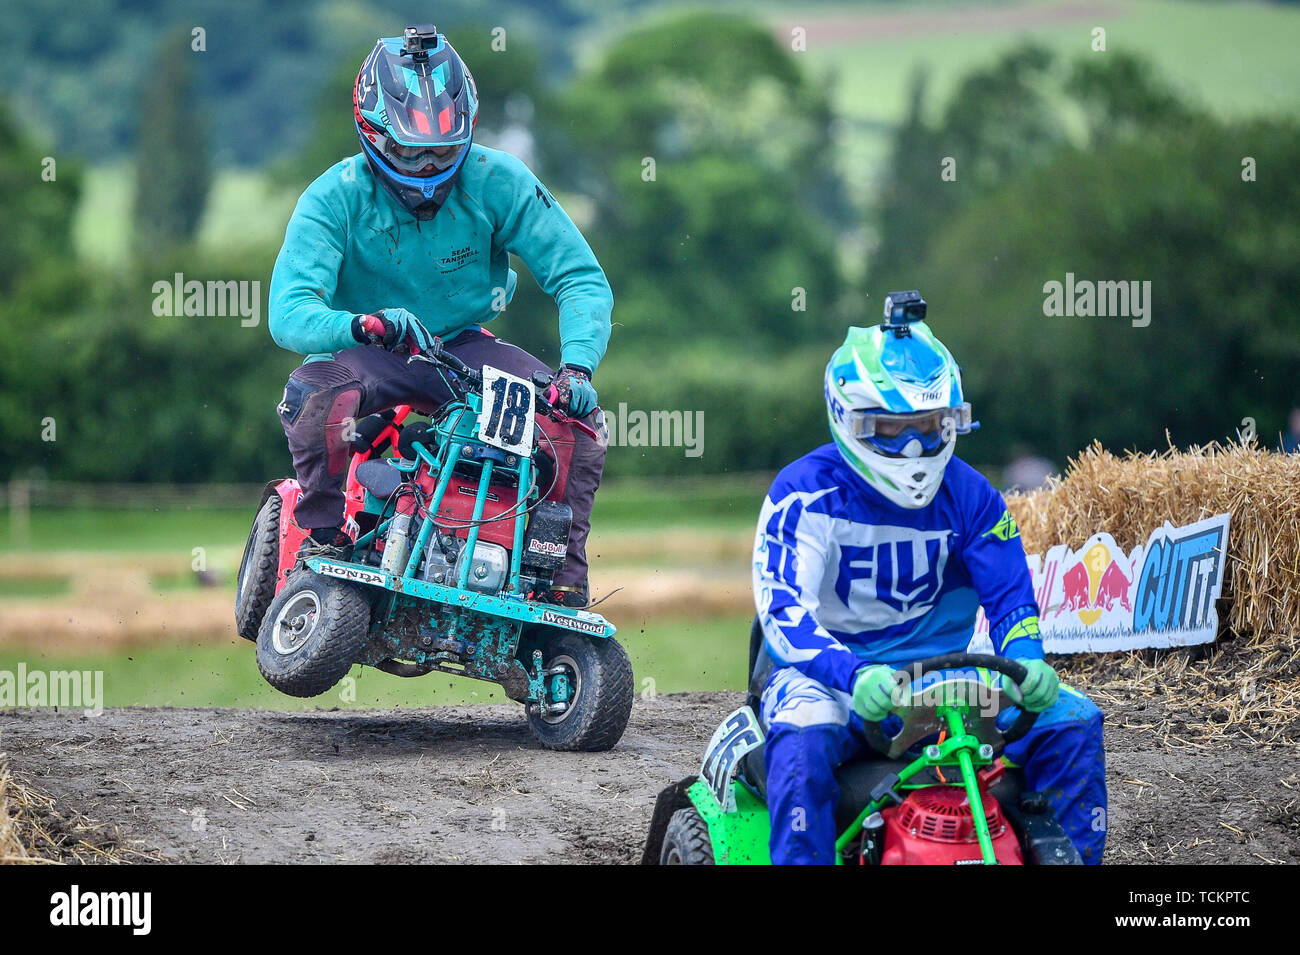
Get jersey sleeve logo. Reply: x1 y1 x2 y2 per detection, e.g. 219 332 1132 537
981 509 1020 542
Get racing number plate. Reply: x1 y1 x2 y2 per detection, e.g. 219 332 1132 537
700 706 765 813
477 365 536 455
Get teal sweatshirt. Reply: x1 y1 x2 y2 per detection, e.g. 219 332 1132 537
268 146 613 373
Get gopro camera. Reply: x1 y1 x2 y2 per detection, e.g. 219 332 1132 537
883 290 927 328
403 24 439 58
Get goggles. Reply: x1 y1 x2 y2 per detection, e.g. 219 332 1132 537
848 404 974 457
385 139 466 174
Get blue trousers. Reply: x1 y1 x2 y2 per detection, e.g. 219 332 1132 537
761 667 1107 865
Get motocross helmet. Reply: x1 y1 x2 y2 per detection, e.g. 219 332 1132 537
824 291 975 508
354 25 479 220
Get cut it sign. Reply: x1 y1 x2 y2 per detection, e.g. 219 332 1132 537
972 513 1231 654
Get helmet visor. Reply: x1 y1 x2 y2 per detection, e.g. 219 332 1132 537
849 404 972 457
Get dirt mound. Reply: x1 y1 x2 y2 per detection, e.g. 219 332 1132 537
0 676 1294 864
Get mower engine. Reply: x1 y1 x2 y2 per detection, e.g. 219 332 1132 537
876 787 1023 865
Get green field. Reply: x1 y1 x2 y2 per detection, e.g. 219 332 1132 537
0 476 760 706
1 473 766 555
787 0 1300 201
74 1 1300 263
0 612 751 709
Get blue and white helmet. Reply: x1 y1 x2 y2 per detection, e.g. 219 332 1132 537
824 292 975 508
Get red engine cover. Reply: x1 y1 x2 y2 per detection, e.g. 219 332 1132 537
272 416 578 594
430 417 575 549
433 475 527 548
880 786 1023 865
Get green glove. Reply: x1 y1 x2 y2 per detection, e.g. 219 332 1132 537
851 665 907 722
1003 658 1060 713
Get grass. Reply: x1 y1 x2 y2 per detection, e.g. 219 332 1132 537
0 577 69 598
589 473 769 530
0 612 751 709
0 474 768 554
805 0 1300 122
70 3 1300 264
73 164 300 267
0 507 255 554
0 478 759 704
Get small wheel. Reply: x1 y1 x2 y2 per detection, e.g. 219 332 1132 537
526 633 633 752
256 570 371 698
235 494 283 642
661 807 715 865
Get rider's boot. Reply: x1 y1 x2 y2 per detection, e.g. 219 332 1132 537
298 526 354 562
543 583 589 609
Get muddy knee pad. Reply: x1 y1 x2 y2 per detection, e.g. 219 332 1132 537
278 362 363 529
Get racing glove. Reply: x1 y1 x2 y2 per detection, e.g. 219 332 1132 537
550 364 598 418
352 308 437 355
1003 658 1060 713
851 665 908 722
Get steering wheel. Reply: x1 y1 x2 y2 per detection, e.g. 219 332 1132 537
860 652 1039 760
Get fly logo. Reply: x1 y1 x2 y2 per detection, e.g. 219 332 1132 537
835 527 951 622
49 885 152 936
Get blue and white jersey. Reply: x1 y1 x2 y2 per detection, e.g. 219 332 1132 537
753 443 1043 693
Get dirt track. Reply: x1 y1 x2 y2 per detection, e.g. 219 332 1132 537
2 681 1296 864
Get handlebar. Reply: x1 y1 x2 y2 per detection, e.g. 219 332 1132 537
873 652 1038 745
407 345 600 441
899 652 1029 686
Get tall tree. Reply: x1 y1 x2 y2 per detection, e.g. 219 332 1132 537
0 103 81 296
132 27 211 258
538 13 847 357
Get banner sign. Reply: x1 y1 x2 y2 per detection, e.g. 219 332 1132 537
971 513 1231 654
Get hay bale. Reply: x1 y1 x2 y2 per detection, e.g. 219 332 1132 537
1007 439 1300 642
0 760 163 864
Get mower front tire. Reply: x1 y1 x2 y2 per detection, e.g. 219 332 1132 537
661 807 715 865
235 493 283 642
256 570 370 698
526 632 633 752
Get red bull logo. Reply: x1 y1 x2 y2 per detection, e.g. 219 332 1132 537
1058 540 1133 626
972 513 1230 654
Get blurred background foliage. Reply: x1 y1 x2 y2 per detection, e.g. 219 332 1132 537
3 0 1300 484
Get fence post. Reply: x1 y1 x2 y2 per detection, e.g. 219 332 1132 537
8 479 31 548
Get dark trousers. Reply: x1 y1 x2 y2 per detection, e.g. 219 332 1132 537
276 329 606 588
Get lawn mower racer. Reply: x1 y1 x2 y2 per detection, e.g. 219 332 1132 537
268 23 610 610
646 291 1107 864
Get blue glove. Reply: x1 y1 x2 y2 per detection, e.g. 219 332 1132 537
552 364 598 418
353 308 437 355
